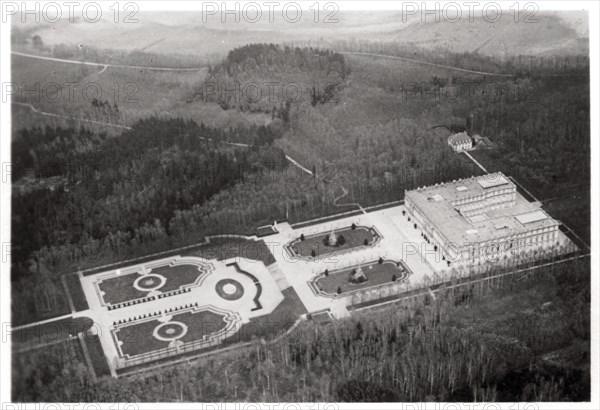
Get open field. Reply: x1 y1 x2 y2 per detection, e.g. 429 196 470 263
10 51 207 126
10 49 274 134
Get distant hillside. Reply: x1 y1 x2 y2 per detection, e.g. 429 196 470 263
356 13 588 57
13 10 588 59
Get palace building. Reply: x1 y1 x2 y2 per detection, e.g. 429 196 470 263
404 173 560 263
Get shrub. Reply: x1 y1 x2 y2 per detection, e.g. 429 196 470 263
392 274 397 282
300 234 305 241
337 235 346 245
351 223 356 230
324 269 329 276
363 238 369 246
337 286 342 295
378 257 383 264
336 380 403 402
311 249 316 258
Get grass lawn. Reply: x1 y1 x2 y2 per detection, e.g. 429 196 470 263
151 264 205 291
98 273 149 305
115 309 228 358
544 193 590 245
82 237 277 278
224 287 307 343
98 264 206 305
288 226 379 258
316 260 410 295
256 225 278 237
182 237 276 266
63 273 89 312
82 334 112 378
115 320 167 357
177 310 228 343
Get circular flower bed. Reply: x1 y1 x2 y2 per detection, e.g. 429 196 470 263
215 279 244 301
133 273 166 292
153 321 188 341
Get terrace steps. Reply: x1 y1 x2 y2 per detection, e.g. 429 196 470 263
267 263 291 290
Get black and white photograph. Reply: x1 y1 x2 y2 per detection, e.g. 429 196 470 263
0 1 598 407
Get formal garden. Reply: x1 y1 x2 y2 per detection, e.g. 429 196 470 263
97 261 209 306
114 308 231 358
287 224 380 258
314 258 411 296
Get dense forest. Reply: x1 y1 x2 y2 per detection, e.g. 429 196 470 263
469 75 589 197
13 258 590 402
196 44 350 113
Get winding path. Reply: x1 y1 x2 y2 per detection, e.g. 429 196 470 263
12 51 204 72
341 51 514 78
333 186 366 215
13 102 131 130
